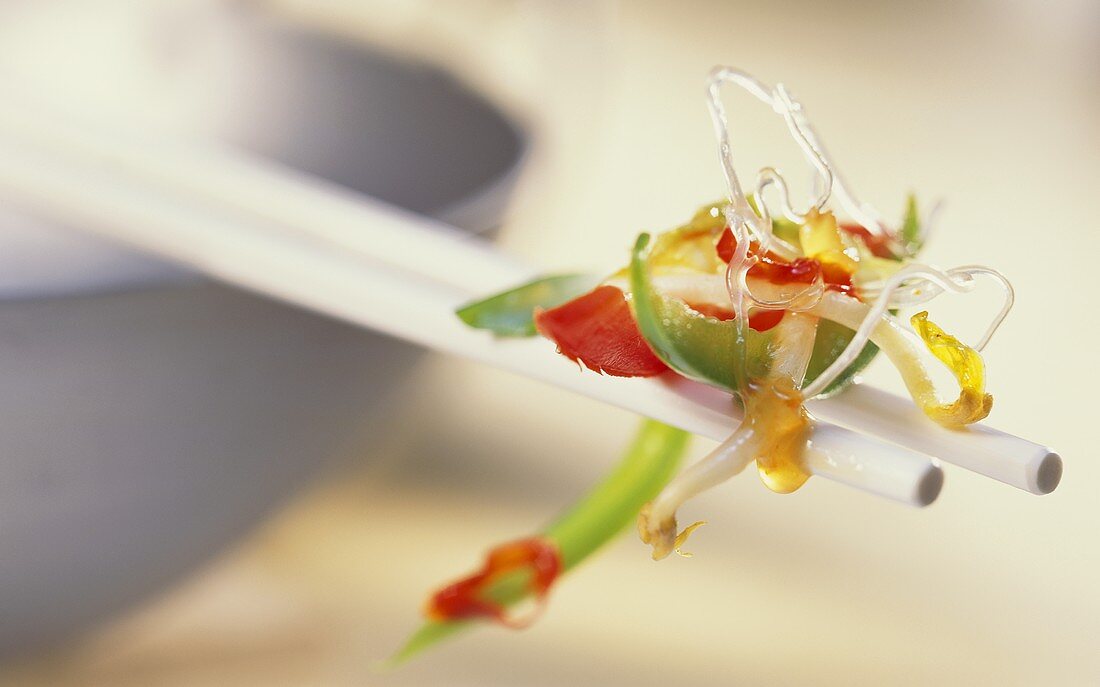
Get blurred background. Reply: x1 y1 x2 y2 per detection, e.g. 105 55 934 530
0 0 1098 685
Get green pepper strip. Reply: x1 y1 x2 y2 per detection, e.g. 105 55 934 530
802 319 881 398
629 232 775 391
385 420 691 667
456 274 601 337
901 194 921 251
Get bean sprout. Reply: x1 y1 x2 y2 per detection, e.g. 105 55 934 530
802 264 1014 398
706 66 1014 400
706 66 895 253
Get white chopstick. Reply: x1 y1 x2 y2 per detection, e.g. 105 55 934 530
809 386 1061 494
0 127 939 507
0 94 1060 497
0 85 529 296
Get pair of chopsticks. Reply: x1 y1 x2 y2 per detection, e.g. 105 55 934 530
0 90 1061 507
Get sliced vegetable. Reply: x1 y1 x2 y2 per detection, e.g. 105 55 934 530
901 194 922 253
634 232 878 398
534 285 669 377
648 215 727 273
910 310 992 426
839 222 897 260
800 208 858 273
802 318 880 398
799 210 859 278
716 225 854 294
772 217 803 248
683 302 787 332
425 537 561 627
715 227 793 265
630 233 776 392
387 420 691 667
457 274 601 337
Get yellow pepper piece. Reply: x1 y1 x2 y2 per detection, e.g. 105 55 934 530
647 204 729 274
602 203 730 291
910 311 993 427
799 210 859 277
688 201 729 231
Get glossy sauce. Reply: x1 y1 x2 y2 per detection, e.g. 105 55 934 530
719 222 818 494
744 377 812 493
716 227 855 295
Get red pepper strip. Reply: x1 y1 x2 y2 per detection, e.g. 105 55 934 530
746 309 786 331
751 255 821 285
686 303 786 332
716 226 736 263
715 227 787 264
716 227 854 295
426 537 562 628
686 302 735 321
839 222 897 260
534 285 669 377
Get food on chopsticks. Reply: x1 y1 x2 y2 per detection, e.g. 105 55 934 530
388 420 689 665
390 66 1014 663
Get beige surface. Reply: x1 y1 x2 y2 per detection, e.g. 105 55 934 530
6 0 1100 685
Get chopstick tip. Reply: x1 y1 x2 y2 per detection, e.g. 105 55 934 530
1035 450 1063 495
916 464 944 507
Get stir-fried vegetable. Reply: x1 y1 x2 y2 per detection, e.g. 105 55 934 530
802 319 880 398
390 65 1013 667
457 274 600 337
534 284 668 376
910 311 993 426
629 232 775 390
901 194 923 254
630 227 879 396
387 420 690 666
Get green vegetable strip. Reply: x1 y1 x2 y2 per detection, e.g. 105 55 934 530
456 273 600 337
385 420 691 667
802 318 880 398
901 194 921 253
544 420 691 567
